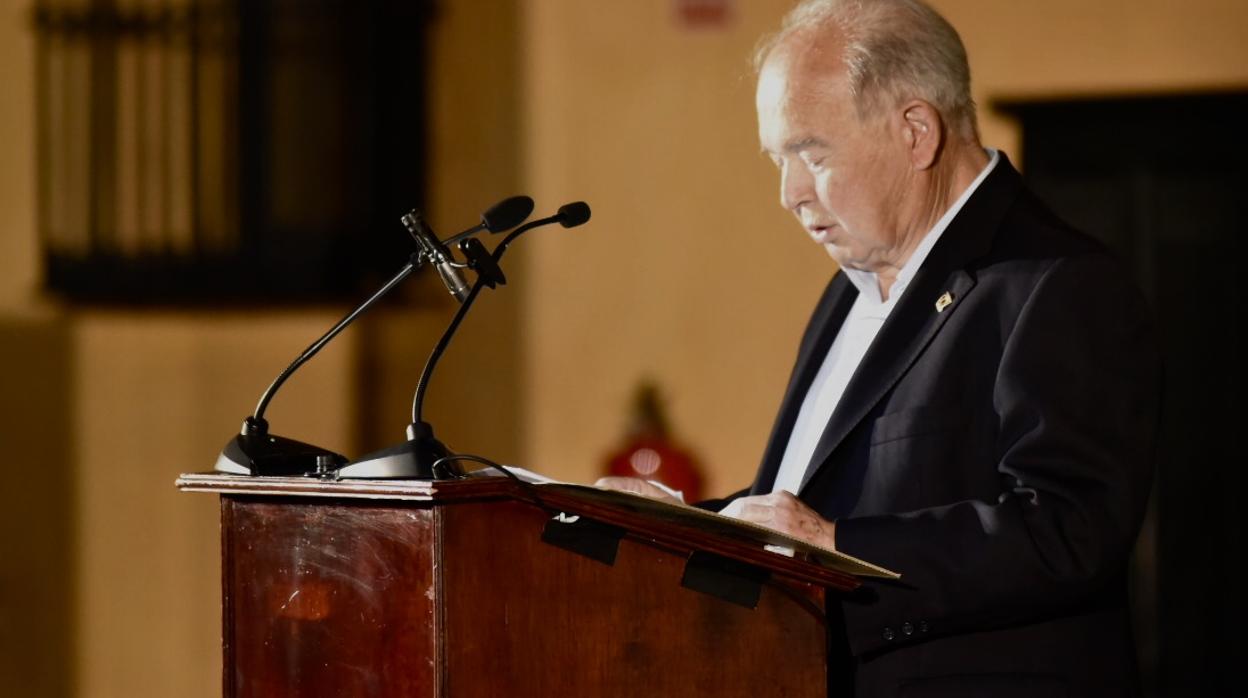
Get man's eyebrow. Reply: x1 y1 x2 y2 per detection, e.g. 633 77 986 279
783 137 828 153
759 137 829 156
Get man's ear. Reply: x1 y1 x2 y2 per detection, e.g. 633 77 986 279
899 100 944 170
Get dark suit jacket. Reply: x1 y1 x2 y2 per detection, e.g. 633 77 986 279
724 155 1161 697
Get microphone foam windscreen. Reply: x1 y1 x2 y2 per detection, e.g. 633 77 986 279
482 195 535 233
557 201 591 228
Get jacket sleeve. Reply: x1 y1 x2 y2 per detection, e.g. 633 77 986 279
833 252 1161 656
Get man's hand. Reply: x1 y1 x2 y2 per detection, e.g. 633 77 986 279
722 491 837 551
594 477 684 506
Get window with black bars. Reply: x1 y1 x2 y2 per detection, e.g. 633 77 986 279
33 0 432 303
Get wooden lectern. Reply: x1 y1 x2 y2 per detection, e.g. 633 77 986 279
178 473 878 697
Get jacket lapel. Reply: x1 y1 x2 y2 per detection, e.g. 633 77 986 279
797 153 1025 493
750 273 857 495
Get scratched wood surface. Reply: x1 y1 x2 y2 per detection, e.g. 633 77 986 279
222 499 441 697
217 480 830 696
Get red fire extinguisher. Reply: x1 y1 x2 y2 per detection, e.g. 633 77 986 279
603 381 704 503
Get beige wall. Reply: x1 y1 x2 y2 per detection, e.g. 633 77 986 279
522 0 830 493
520 0 1248 495
2 0 1247 695
70 311 358 697
945 0 1248 157
0 0 38 307
0 1 519 696
363 0 526 466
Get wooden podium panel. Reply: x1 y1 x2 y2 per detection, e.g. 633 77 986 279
222 499 442 696
439 499 827 696
184 475 847 697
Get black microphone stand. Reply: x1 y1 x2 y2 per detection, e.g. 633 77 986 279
337 242 502 479
214 253 424 476
340 205 589 479
213 195 536 478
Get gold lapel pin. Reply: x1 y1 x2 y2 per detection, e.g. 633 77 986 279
935 291 954 313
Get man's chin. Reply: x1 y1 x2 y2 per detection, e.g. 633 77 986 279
824 247 883 277
823 243 858 267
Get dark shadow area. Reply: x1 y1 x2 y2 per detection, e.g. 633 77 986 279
998 91 1247 697
0 316 76 697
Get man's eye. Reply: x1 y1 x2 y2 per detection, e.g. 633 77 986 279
802 155 826 170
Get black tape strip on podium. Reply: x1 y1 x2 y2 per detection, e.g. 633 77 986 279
541 514 625 566
681 550 769 609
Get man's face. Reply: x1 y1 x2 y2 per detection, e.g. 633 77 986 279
756 40 912 273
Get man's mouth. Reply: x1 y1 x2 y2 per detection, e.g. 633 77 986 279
807 224 835 244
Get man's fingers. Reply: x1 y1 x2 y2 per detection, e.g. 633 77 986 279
595 476 635 490
730 493 799 519
594 477 682 505
738 501 776 523
721 493 836 550
595 476 654 495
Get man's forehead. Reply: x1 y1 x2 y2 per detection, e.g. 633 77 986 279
756 87 831 155
756 46 852 151
756 33 850 111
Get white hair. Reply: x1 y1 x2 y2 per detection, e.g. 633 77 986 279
755 0 980 141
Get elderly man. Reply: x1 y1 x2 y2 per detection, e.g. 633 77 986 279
601 0 1161 695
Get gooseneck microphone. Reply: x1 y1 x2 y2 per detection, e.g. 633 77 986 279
339 201 592 480
402 211 471 303
213 196 535 477
493 201 591 259
411 201 592 428
445 195 535 246
404 196 536 303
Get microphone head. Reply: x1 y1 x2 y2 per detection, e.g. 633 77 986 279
482 195 535 233
557 201 591 228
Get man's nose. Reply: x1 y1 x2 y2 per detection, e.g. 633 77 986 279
780 162 813 212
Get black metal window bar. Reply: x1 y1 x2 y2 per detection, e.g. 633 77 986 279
33 0 430 303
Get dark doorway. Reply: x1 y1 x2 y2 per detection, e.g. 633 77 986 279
998 92 1246 697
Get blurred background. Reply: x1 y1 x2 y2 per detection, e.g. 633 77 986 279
0 0 1243 695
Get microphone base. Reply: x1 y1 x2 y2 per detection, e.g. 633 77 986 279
214 424 348 477
337 421 465 480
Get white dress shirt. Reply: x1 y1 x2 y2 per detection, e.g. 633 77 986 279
768 149 1000 496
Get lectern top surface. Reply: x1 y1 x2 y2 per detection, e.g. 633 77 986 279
177 472 897 586
177 472 442 500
